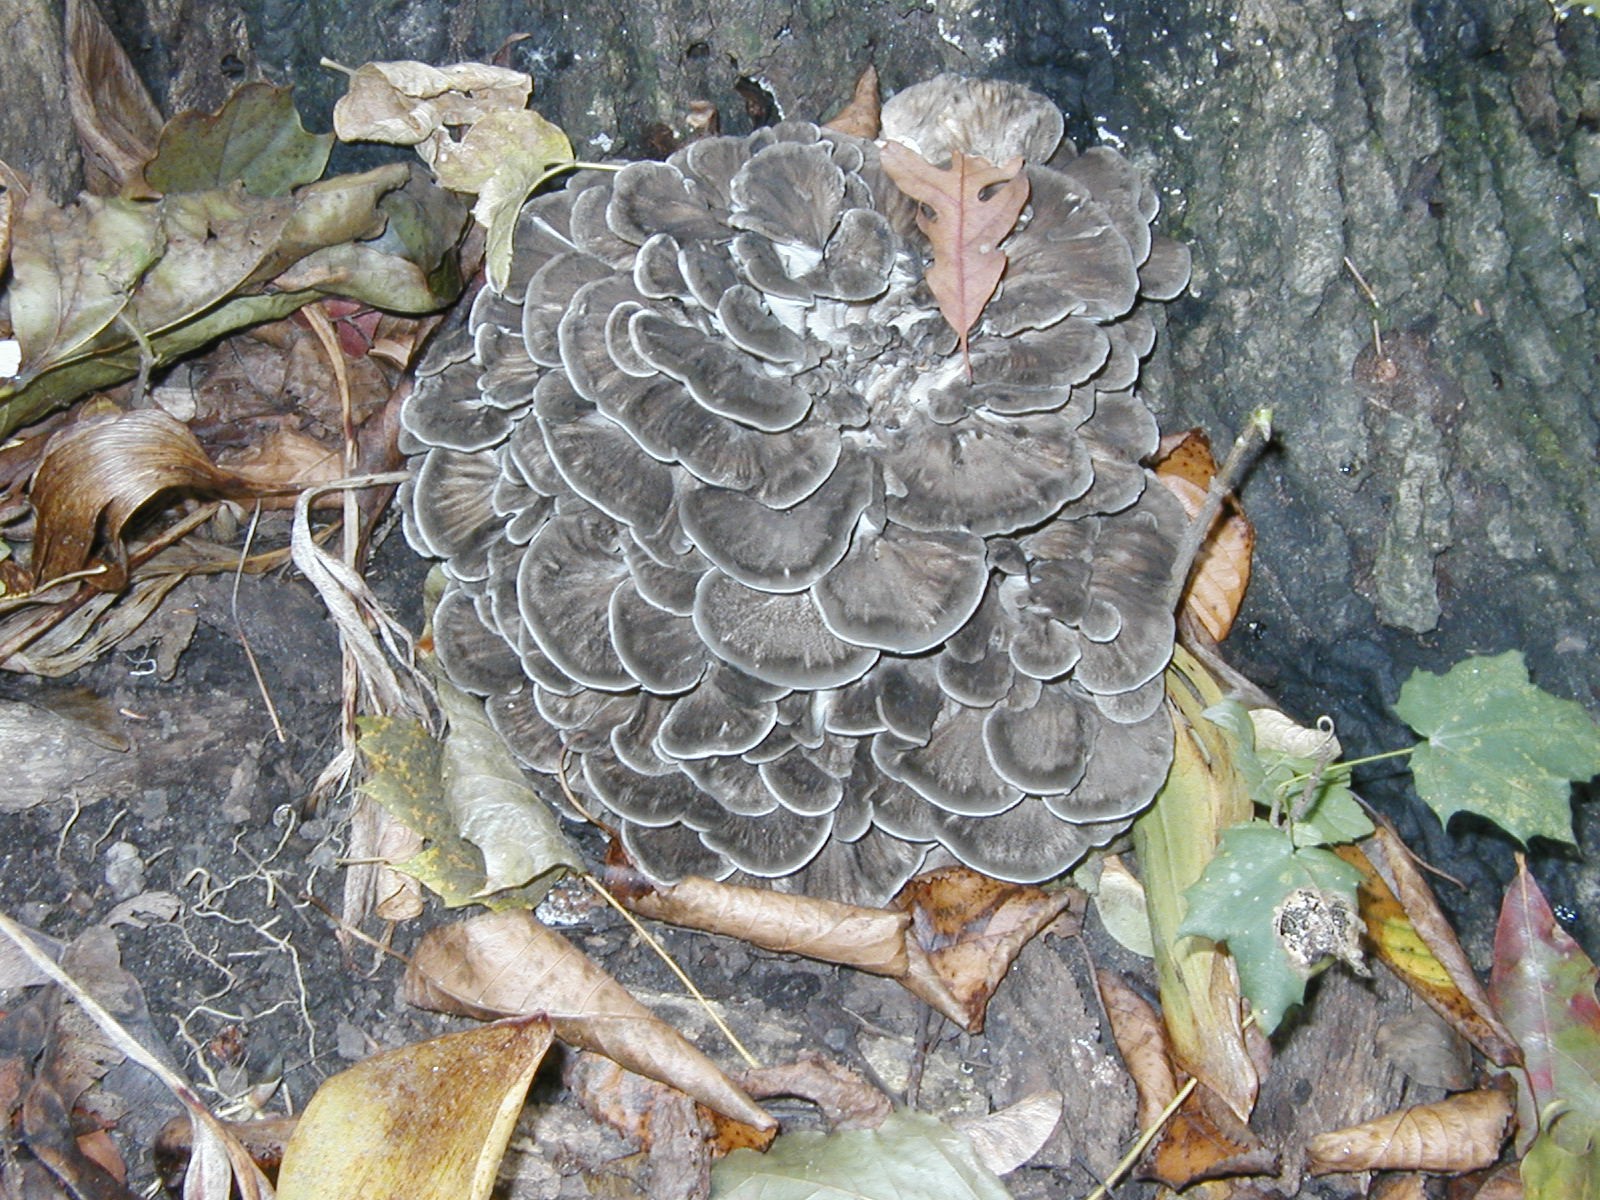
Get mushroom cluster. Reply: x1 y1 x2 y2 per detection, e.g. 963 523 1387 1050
400 76 1192 904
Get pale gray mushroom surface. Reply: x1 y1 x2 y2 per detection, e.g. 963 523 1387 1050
401 75 1192 905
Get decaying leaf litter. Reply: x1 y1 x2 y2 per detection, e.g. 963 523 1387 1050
0 15 1596 1199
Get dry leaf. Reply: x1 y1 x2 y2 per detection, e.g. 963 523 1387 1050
64 0 163 196
951 1090 1064 1177
613 870 910 977
222 427 344 499
404 908 775 1129
0 159 24 277
1094 853 1154 958
1097 969 1180 1130
1340 826 1521 1066
154 1114 299 1192
1305 1088 1512 1175
879 142 1029 370
892 866 1073 1033
566 1053 714 1191
824 66 881 139
739 1053 893 1130
276 1016 553 1200
1154 429 1255 642
1145 1081 1280 1189
330 60 532 146
28 409 255 589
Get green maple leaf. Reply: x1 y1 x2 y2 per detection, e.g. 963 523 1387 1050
1395 651 1600 846
1177 821 1363 1033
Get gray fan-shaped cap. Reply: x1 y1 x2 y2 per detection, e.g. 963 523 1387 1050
730 141 845 249
935 320 1109 417
524 251 611 367
798 826 930 907
631 310 812 431
879 410 1093 536
693 570 879 689
621 538 706 615
539 406 676 532
585 751 726 828
1043 704 1173 823
982 682 1095 794
702 802 835 878
475 325 541 410
607 578 708 694
505 189 579 296
607 160 728 244
682 755 780 816
556 277 650 406
534 684 637 735
872 703 1024 817
568 183 636 266
621 821 733 885
485 689 565 773
759 749 844 816
881 75 1064 166
657 665 780 759
938 646 1015 708
516 511 635 690
813 522 988 653
929 801 1122 884
717 284 809 364
406 447 501 577
401 360 517 453
680 454 871 593
728 233 815 302
432 585 527 696
817 208 896 301
986 169 1139 334
673 135 749 210
634 231 692 301
1140 236 1192 301
679 241 742 309
1093 674 1168 724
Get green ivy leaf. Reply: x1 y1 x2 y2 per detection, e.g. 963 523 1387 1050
1177 821 1363 1032
143 83 333 198
1395 651 1600 846
711 1111 1013 1200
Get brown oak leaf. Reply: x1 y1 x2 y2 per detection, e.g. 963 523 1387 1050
879 142 1029 374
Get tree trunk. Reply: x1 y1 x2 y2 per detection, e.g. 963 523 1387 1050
15 0 1599 940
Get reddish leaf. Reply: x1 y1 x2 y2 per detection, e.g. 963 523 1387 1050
1489 855 1600 1154
880 142 1029 371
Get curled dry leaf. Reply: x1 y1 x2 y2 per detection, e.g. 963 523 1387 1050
1305 1087 1512 1176
330 60 532 146
1097 968 1180 1129
565 1052 715 1192
1344 825 1521 1066
28 409 256 589
952 1090 1065 1177
404 908 775 1130
275 1017 553 1200
154 1113 299 1193
1154 429 1254 642
63 0 163 197
612 869 910 978
879 142 1029 368
739 1053 893 1130
892 865 1074 1033
823 65 881 139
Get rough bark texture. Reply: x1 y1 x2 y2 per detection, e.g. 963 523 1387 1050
13 0 1599 937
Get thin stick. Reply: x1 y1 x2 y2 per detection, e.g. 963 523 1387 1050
232 501 287 743
1164 409 1273 613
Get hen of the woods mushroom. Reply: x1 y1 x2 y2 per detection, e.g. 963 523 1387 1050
400 75 1193 904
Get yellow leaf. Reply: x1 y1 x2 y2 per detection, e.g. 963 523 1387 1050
275 1016 552 1200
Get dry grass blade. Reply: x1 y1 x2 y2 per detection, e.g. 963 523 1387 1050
404 909 775 1130
0 908 275 1200
289 472 433 730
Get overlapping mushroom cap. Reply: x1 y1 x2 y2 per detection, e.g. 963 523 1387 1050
401 75 1193 904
